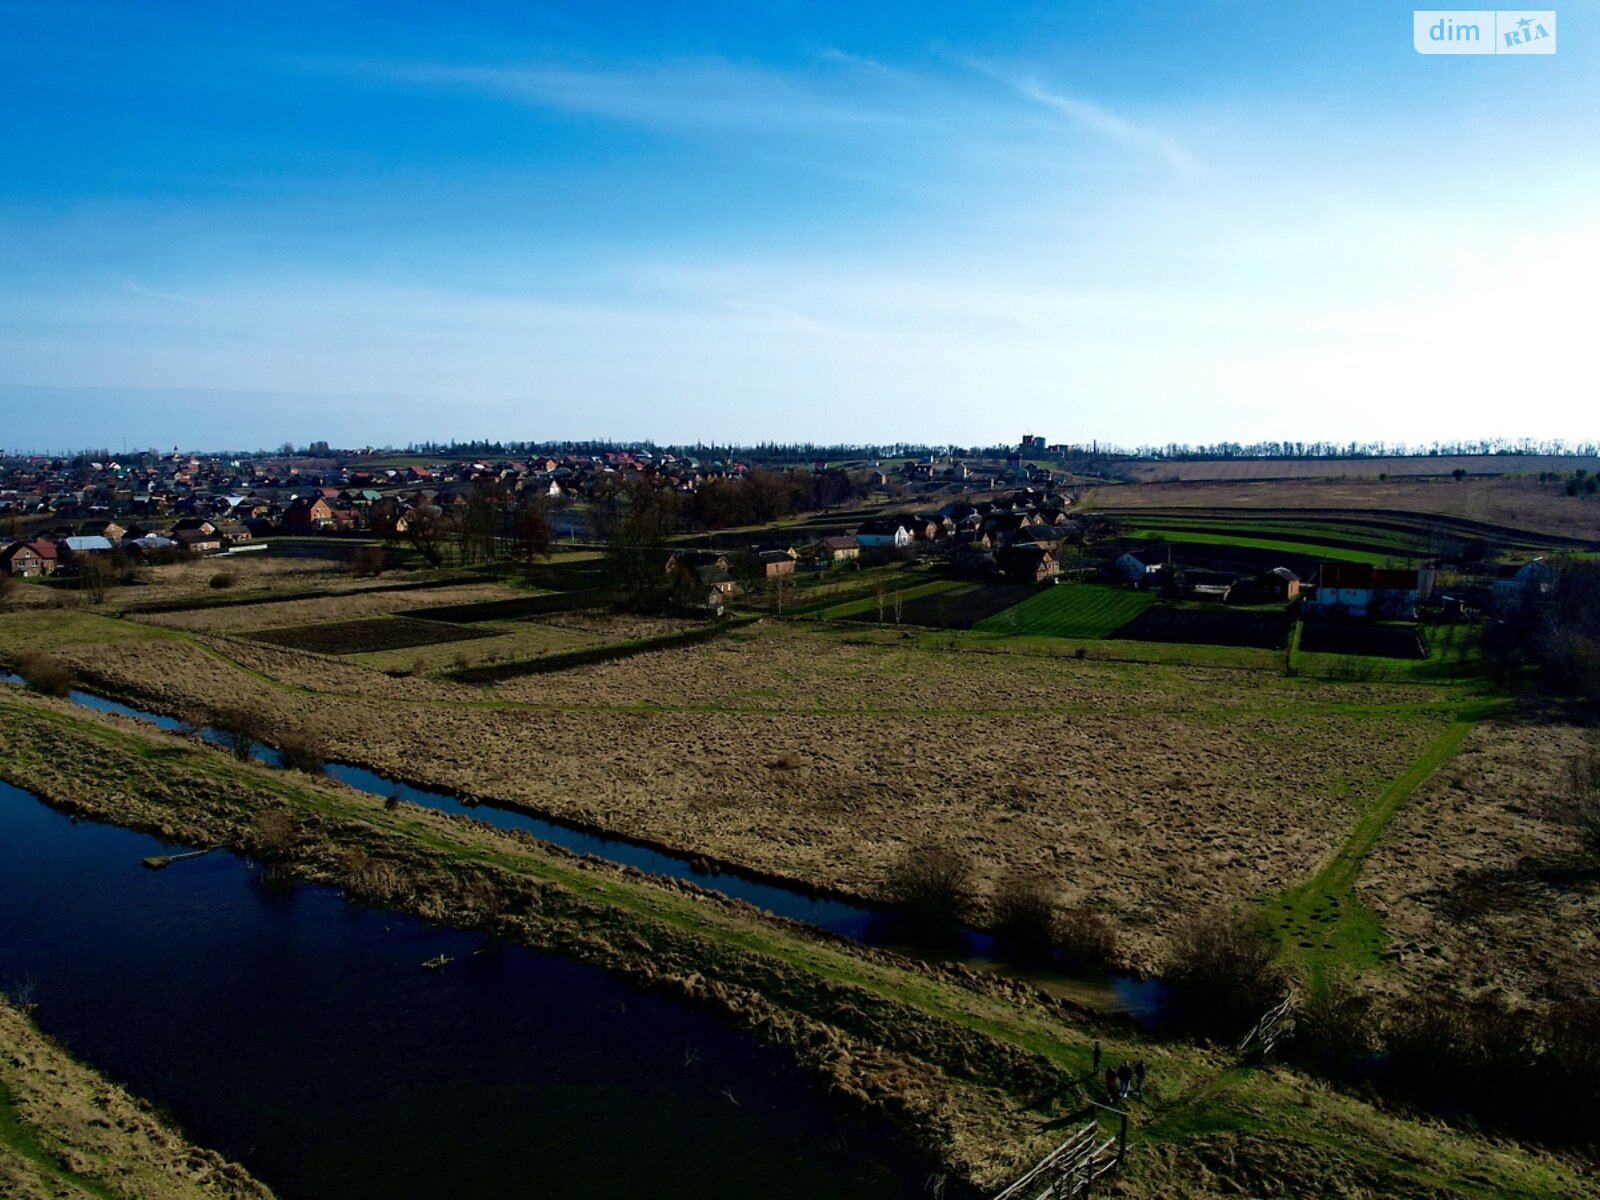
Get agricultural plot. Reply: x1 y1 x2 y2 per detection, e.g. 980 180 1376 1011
1110 605 1291 650
246 617 492 655
1299 623 1426 659
973 584 1153 639
1129 528 1398 567
808 578 963 621
877 582 1033 629
404 591 607 623
1123 515 1432 556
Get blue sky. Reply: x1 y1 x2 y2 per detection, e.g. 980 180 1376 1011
1 1 1595 451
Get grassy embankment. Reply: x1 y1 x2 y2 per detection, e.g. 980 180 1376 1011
0 997 272 1200
0 686 1589 1197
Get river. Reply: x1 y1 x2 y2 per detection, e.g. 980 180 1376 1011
0 779 961 1199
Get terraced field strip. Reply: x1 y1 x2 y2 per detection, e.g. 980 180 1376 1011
974 584 1154 638
1122 517 1431 555
1265 709 1491 991
1130 529 1401 566
807 578 965 620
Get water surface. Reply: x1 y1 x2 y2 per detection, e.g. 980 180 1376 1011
0 781 954 1199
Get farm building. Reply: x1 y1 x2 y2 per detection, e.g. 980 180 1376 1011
1491 558 1553 609
1303 562 1434 620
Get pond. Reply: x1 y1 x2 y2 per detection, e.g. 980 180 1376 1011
0 779 959 1199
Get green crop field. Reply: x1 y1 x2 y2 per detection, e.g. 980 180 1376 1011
1124 517 1432 555
1130 528 1401 566
974 583 1154 638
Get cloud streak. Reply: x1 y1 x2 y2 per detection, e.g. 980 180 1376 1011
1015 77 1199 173
369 57 901 134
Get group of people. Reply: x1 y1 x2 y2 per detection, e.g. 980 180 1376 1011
1091 1041 1145 1102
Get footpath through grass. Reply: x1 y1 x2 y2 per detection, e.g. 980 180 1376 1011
1264 709 1493 992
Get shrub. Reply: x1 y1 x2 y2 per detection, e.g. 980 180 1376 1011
17 652 72 697
1383 992 1533 1118
1289 972 1377 1078
276 728 325 775
885 837 975 943
1163 907 1288 1040
1562 742 1600 859
246 807 301 863
351 545 387 578
991 872 1058 965
209 704 267 761
208 571 237 589
1056 905 1119 971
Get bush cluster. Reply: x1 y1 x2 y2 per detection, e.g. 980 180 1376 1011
883 844 1120 971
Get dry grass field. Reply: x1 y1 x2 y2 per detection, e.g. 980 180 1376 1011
16 612 1472 971
1089 476 1600 542
1359 713 1600 1012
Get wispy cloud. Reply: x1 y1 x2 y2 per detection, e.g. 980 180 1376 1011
1015 78 1198 173
368 57 899 134
121 278 198 305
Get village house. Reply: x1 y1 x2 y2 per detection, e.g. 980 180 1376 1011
1227 567 1301 605
996 544 1059 584
757 549 797 578
816 535 860 566
1113 546 1171 584
0 539 56 577
59 535 114 563
855 518 911 549
174 528 224 554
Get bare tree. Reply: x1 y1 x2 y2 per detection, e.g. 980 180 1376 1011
1544 740 1600 860
886 838 975 943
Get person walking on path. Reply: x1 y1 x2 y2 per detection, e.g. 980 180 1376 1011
1134 1059 1146 1097
1092 1040 1101 1076
1117 1061 1133 1099
1104 1067 1118 1103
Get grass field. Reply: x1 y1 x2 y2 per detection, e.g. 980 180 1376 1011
973 583 1153 638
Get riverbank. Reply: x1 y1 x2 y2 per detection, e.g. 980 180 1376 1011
1 687 1592 1197
0 996 272 1200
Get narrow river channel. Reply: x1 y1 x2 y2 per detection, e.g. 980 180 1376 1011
2 673 1169 1023
0 780 961 1199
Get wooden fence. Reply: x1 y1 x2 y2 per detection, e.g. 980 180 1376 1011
992 1107 1126 1200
